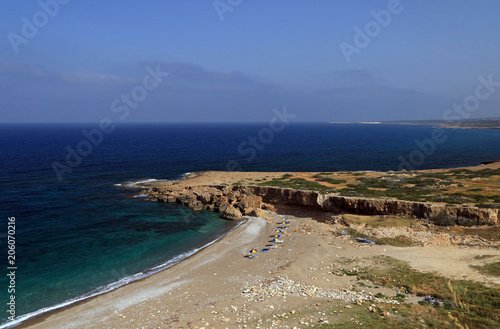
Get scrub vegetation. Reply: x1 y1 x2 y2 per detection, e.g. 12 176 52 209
252 166 500 208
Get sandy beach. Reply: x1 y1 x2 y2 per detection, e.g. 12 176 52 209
19 207 500 328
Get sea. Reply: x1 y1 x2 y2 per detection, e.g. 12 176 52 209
1 123 499 327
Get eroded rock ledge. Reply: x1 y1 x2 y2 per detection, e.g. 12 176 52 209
147 185 499 225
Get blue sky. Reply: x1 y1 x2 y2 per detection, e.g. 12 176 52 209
1 0 499 122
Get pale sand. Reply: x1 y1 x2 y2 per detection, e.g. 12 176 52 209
19 210 500 329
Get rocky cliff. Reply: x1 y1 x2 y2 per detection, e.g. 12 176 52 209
147 185 499 225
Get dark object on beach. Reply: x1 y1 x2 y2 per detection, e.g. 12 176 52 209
357 238 373 244
419 296 443 307
260 248 270 252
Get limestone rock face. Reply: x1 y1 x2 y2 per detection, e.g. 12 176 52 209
148 185 499 225
148 186 272 221
238 195 263 211
222 205 243 220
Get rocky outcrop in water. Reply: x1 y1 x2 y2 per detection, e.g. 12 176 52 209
147 185 499 225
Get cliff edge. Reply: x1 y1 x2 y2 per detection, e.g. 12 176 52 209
147 184 499 225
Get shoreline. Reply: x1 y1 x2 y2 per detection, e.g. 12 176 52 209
15 217 274 328
8 219 245 329
14 162 500 328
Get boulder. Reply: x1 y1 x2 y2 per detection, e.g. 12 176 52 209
261 202 275 212
243 207 256 216
249 208 267 219
222 205 243 220
239 195 263 210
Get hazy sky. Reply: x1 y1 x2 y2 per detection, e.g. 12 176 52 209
1 0 499 123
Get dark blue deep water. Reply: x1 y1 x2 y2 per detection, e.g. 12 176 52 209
1 123 499 327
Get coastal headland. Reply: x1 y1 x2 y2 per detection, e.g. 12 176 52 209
382 117 500 129
18 162 500 329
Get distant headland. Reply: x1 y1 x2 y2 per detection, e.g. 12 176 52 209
331 117 500 129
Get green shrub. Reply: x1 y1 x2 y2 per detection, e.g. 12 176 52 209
429 212 457 226
456 217 479 227
476 203 500 209
317 177 347 184
351 172 366 176
450 169 473 174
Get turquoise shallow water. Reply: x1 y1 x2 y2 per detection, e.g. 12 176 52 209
1 123 499 327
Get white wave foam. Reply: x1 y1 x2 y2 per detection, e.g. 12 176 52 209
125 178 158 187
114 178 172 188
115 173 192 189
